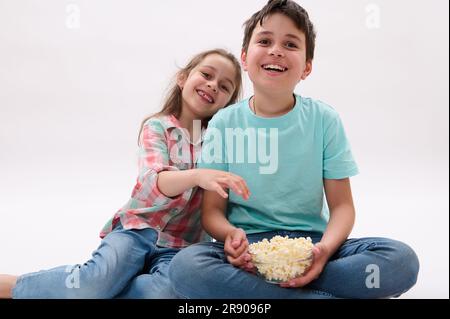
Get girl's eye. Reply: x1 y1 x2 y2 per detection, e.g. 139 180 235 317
258 39 270 45
221 85 230 93
201 72 211 79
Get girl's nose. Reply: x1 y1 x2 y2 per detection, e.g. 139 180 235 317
207 83 217 93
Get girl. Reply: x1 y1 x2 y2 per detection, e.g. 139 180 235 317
0 48 249 299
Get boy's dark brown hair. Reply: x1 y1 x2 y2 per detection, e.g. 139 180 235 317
242 0 316 62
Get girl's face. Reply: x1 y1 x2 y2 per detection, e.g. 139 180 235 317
178 54 238 119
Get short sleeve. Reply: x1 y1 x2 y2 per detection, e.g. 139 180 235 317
132 118 191 206
323 112 359 179
197 116 228 172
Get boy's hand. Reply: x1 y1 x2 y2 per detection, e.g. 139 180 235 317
279 242 331 288
195 169 250 200
224 228 254 271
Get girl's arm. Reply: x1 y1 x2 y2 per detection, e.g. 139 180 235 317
157 170 198 198
158 169 250 200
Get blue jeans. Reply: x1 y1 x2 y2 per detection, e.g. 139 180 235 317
168 231 420 299
12 224 180 299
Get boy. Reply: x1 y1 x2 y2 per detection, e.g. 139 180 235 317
168 0 419 298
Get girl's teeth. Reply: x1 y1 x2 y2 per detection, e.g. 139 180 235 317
198 90 213 103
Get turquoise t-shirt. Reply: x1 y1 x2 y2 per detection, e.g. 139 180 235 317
198 94 359 234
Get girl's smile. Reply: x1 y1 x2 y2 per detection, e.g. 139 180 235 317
196 89 215 104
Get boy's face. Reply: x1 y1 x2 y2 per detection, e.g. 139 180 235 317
241 13 312 95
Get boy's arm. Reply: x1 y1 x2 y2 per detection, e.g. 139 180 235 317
201 190 235 241
321 177 356 257
202 190 252 269
281 177 355 288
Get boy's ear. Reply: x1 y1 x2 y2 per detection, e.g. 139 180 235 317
301 61 313 80
241 50 248 71
177 72 187 89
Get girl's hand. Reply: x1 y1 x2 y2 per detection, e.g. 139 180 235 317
279 242 331 288
195 169 250 200
224 228 254 270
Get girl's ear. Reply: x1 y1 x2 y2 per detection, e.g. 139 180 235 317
241 50 248 71
177 72 187 89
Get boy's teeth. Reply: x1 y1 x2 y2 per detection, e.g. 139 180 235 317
263 64 286 71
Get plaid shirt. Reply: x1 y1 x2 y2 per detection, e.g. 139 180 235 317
100 114 208 248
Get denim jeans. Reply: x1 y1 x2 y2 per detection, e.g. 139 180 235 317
168 231 420 299
12 224 180 299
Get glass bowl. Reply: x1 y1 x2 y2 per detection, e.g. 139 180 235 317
251 253 313 284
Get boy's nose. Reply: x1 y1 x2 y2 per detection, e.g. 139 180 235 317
269 46 284 58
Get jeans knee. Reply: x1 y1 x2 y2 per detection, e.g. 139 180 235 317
168 244 214 295
60 266 116 299
168 248 195 285
390 240 420 292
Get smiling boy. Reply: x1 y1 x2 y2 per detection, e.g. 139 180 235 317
168 0 419 299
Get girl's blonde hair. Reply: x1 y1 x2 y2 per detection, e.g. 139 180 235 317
138 49 243 144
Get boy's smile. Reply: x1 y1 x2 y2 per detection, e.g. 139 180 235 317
261 63 289 76
242 13 312 95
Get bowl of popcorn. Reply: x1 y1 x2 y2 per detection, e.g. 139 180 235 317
249 235 314 284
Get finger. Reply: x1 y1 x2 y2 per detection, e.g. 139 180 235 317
231 229 247 244
217 177 242 197
213 183 228 198
227 255 244 267
231 236 242 250
225 237 246 258
224 240 238 258
228 253 249 267
219 176 250 201
229 175 250 199
233 244 249 259
281 268 320 288
235 176 251 199
227 178 244 197
240 261 255 272
239 263 256 273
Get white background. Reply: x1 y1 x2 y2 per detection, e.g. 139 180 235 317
0 0 448 298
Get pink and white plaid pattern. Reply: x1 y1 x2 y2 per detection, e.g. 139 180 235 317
100 115 207 248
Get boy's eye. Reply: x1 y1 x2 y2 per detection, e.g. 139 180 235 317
286 42 298 49
258 39 270 45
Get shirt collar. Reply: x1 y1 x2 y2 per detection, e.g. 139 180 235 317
161 114 206 146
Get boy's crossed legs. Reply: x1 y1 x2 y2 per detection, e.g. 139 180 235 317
169 231 419 299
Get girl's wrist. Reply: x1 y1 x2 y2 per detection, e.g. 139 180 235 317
192 168 202 187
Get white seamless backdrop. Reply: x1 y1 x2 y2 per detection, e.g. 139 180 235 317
0 0 448 298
